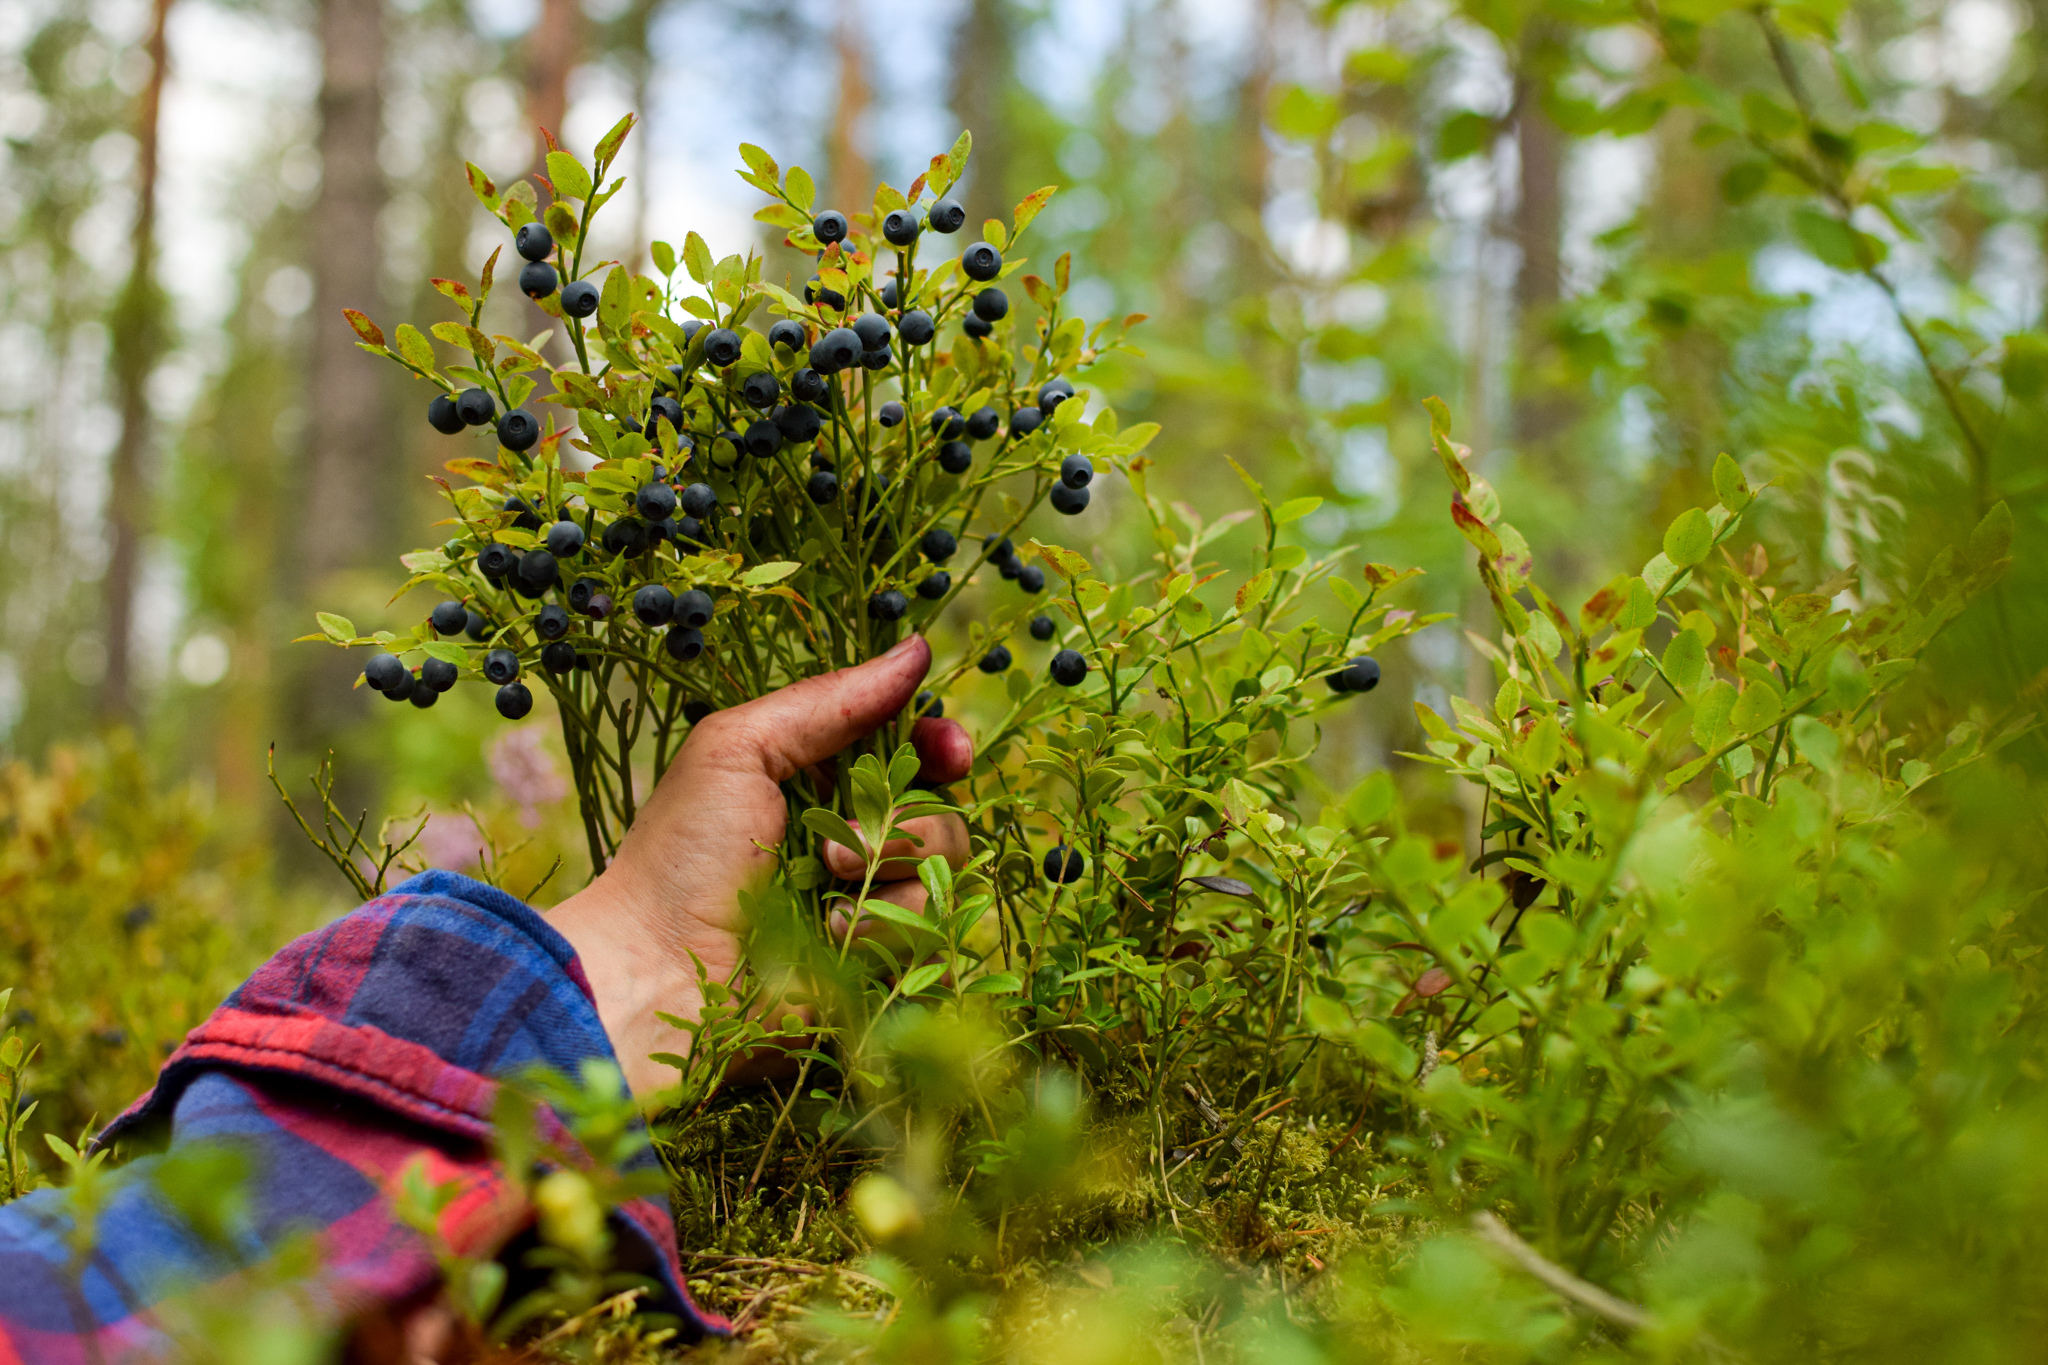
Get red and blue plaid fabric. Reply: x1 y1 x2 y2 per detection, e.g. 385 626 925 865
0 871 728 1363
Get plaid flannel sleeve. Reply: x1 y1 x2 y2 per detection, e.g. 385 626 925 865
0 870 727 1364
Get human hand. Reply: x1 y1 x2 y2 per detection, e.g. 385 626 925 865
548 636 972 1101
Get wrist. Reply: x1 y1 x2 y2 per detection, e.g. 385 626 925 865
550 875 700 1103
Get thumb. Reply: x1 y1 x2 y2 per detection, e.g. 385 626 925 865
702 635 932 781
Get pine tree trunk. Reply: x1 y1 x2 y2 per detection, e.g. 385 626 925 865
303 0 387 589
100 0 174 721
827 9 871 212
949 0 1012 226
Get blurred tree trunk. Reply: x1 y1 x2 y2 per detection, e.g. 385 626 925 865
296 0 387 747
1510 44 1570 450
826 9 871 211
528 0 577 165
100 0 174 722
949 0 1012 226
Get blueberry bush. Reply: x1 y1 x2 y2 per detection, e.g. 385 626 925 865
276 103 2048 1365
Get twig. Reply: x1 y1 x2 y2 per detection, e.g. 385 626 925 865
1470 1211 1654 1332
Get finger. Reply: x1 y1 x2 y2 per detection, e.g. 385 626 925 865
691 635 933 784
821 813 970 881
911 717 973 785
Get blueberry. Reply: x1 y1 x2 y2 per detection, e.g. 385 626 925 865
632 584 674 626
984 535 1016 563
860 347 892 371
504 496 543 530
519 260 558 298
637 483 678 521
585 592 614 621
922 528 957 562
495 682 533 719
813 210 849 244
465 608 490 641
560 279 599 318
383 669 417 701
484 648 520 685
421 657 459 692
518 549 558 592
602 518 649 557
1060 454 1094 489
703 328 743 367
1051 484 1091 516
768 318 808 353
430 600 468 636
937 441 972 475
898 310 935 346
930 407 966 440
1328 656 1382 695
914 690 943 718
542 641 578 674
408 682 438 709
546 520 586 557
647 394 684 433
961 242 1002 281
743 371 781 410
477 543 516 579
791 368 828 403
998 555 1022 580
811 452 835 470
962 315 993 340
681 320 703 344
929 198 966 234
869 589 908 621
1011 406 1044 438
364 653 406 693
880 279 900 309
456 388 496 426
674 484 712 519
978 644 1012 673
1017 564 1046 594
966 406 1001 441
510 567 548 599
497 408 540 451
810 327 861 374
806 469 838 503
973 288 1009 321
648 517 678 545
664 625 705 661
853 312 892 351
879 400 905 428
1049 648 1088 686
672 588 713 629
1030 613 1055 641
674 515 704 546
536 603 571 640
569 578 600 614
804 276 846 311
883 209 920 246
428 394 465 434
743 419 782 459
515 221 554 262
1044 844 1085 884
683 699 713 723
1039 376 1076 413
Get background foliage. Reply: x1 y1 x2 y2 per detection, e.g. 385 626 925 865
1 0 2046 1359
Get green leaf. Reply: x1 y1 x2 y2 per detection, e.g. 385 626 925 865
1273 496 1322 525
1712 452 1750 509
743 561 800 586
317 612 356 643
965 972 1022 996
900 963 947 997
1790 715 1841 772
1437 110 1494 161
1794 207 1864 270
917 855 954 918
739 143 779 184
1027 540 1092 580
682 231 713 287
394 324 436 373
1012 186 1058 239
421 641 469 666
1662 628 1707 693
1663 507 1714 568
786 164 816 212
545 150 592 202
464 162 500 212
1731 682 1781 734
800 806 864 858
592 112 636 172
650 239 676 277
857 898 934 934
